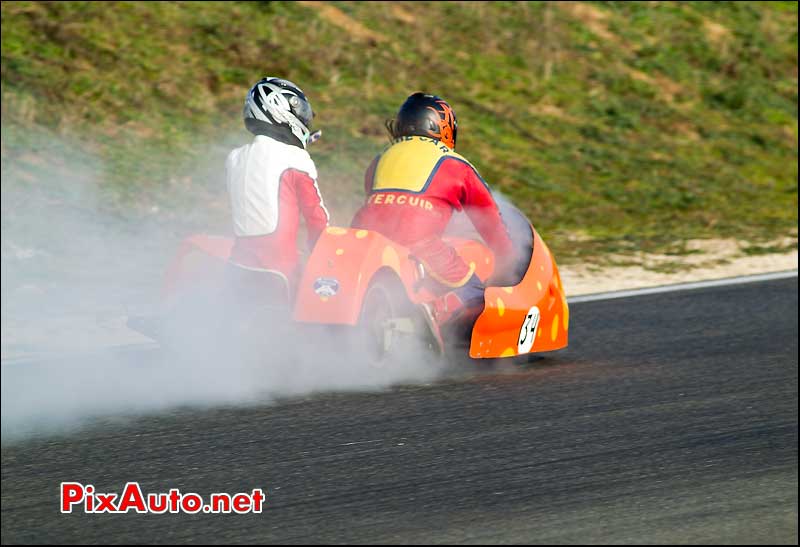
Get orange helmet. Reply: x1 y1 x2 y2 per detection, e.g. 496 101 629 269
387 92 458 149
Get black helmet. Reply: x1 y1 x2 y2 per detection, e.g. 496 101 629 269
387 92 458 149
243 77 314 148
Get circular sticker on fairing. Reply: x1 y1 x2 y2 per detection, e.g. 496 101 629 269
314 277 340 297
517 306 541 354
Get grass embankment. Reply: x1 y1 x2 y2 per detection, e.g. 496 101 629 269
1 1 797 263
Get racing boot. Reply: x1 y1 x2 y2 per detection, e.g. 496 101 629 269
419 292 466 356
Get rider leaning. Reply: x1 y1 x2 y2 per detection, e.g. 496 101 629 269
351 92 515 351
226 77 329 283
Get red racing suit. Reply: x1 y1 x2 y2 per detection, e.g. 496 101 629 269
226 135 329 281
351 136 514 289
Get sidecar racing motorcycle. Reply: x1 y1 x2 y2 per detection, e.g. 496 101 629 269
128 203 568 366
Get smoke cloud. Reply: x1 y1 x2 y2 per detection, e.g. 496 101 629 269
1 127 446 443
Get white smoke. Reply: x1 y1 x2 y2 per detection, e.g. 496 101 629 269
1 127 446 443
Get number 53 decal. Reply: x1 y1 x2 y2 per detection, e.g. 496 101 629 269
517 306 541 354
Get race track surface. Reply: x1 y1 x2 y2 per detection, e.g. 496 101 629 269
1 277 797 544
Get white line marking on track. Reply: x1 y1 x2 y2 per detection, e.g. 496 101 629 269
568 269 798 304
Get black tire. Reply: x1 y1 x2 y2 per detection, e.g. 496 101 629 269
357 272 438 370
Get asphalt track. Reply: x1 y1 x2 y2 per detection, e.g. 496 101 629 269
1 277 798 544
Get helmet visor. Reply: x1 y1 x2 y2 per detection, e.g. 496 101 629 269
286 93 313 129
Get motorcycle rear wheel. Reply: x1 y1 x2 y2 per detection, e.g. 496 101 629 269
357 273 439 370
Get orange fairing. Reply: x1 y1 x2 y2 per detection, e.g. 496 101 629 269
159 225 567 359
293 227 418 325
469 228 569 359
294 227 498 325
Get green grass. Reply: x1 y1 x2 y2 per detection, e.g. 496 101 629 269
1 1 797 264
